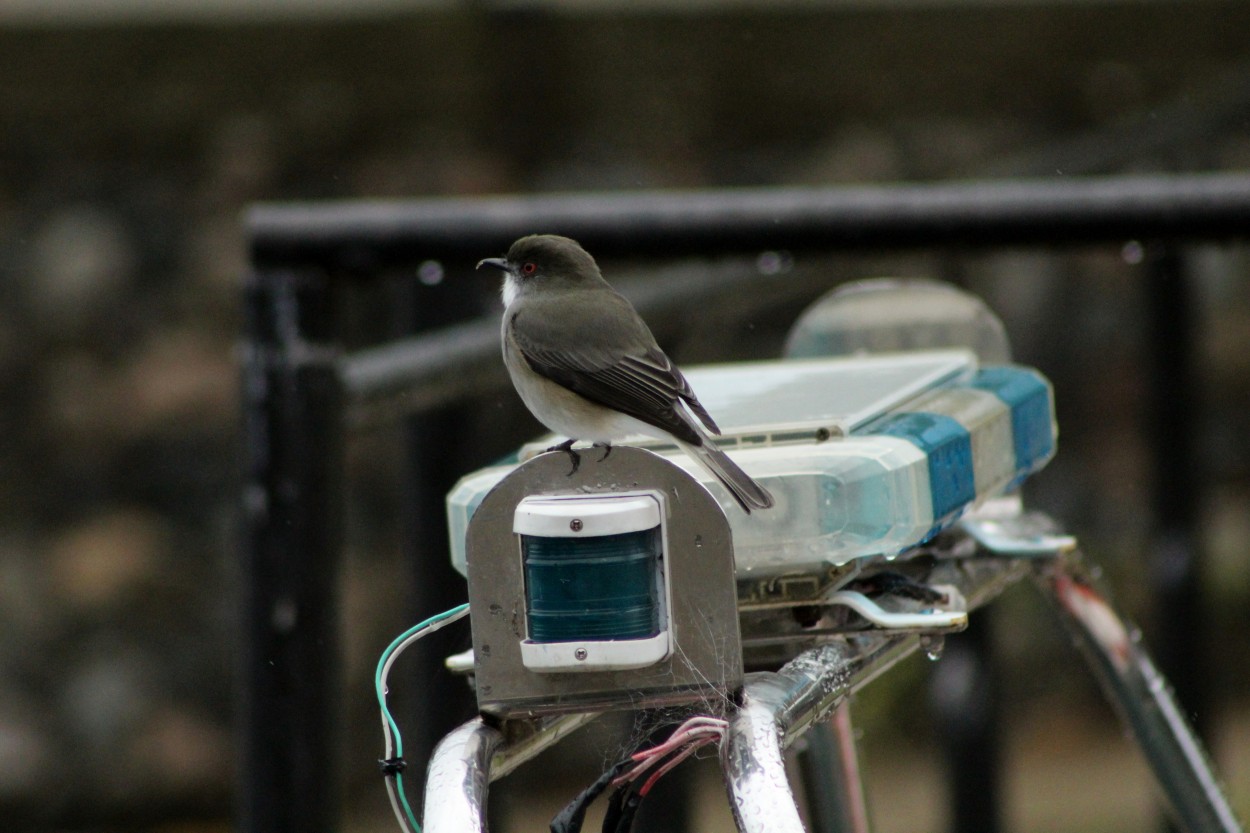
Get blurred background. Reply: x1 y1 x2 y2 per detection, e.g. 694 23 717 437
2 1 1249 831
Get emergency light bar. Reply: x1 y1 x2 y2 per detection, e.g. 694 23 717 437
447 349 1055 581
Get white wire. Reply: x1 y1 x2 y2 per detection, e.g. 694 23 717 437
377 604 470 833
379 605 471 759
385 775 416 833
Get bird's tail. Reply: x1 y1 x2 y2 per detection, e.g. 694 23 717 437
679 439 774 514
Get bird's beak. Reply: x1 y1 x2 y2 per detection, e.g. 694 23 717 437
476 257 509 272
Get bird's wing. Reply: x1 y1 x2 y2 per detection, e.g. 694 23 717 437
617 349 721 436
509 293 719 444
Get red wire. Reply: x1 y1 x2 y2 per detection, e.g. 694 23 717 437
638 735 717 796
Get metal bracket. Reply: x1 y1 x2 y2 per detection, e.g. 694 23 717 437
825 588 967 631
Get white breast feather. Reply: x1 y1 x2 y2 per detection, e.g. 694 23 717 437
501 275 519 308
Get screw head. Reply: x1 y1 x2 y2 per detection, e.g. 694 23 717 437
574 647 588 661
569 518 583 532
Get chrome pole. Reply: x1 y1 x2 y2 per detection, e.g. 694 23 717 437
421 719 502 833
1036 556 1243 833
796 702 871 833
421 712 599 833
722 637 919 833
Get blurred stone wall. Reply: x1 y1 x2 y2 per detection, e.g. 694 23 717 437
2 4 1249 831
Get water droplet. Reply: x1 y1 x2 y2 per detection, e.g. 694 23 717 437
1121 241 1145 265
271 598 298 632
756 250 794 275
694 535 703 548
417 259 444 285
921 635 946 662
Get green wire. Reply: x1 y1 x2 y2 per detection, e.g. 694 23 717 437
376 603 470 833
393 772 419 833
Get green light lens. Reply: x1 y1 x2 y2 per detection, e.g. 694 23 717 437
523 527 662 642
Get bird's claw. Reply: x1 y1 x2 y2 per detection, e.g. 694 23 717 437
546 438 581 476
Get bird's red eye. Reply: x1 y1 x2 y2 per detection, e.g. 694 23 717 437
521 262 537 275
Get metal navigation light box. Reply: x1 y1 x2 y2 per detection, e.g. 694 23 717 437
448 347 1057 717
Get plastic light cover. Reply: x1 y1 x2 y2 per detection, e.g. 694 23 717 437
447 351 1056 580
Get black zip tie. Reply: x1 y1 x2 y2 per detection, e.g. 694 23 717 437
378 756 407 777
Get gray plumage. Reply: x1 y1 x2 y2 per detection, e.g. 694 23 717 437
478 234 774 514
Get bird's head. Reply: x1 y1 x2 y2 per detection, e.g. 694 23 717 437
477 234 602 305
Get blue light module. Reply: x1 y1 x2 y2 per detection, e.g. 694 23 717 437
447 350 1056 580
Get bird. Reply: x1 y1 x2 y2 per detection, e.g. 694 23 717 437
477 234 774 514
